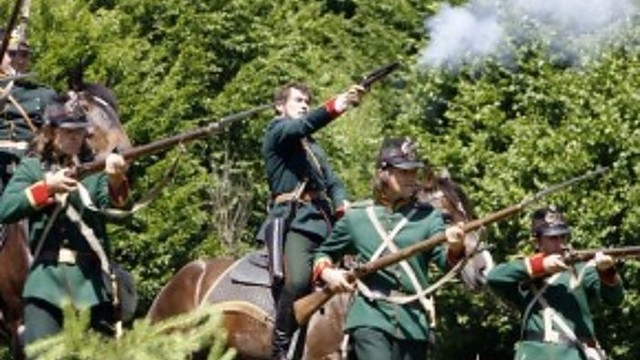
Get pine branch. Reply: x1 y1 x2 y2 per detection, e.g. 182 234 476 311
26 304 236 360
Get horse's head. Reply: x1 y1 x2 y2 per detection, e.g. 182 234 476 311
417 168 494 291
66 68 131 157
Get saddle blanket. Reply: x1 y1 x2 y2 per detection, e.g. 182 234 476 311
206 250 276 319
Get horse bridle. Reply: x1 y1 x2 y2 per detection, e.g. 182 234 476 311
420 187 490 280
420 188 468 224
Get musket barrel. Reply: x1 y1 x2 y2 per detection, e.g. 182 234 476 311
74 103 271 178
356 203 524 277
0 0 26 62
566 245 640 263
358 61 401 90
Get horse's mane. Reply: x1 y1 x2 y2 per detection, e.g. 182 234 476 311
67 64 119 113
439 177 477 219
421 165 477 219
77 82 119 113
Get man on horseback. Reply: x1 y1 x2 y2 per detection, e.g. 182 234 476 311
0 95 130 350
487 206 624 360
311 137 466 360
0 27 56 191
259 82 365 359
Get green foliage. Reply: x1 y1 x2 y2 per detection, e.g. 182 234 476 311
387 23 640 359
25 305 235 360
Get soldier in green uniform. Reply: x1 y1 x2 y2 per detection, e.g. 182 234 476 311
0 28 56 190
260 81 365 359
311 137 466 360
487 206 624 360
0 95 130 348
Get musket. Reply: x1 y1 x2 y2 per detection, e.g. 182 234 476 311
294 166 609 325
0 0 25 63
13 0 31 51
73 103 272 178
563 245 640 264
358 61 401 91
0 72 32 82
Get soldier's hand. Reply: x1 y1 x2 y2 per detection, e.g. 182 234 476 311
594 251 615 271
335 85 366 111
321 268 354 293
445 222 465 255
335 200 350 220
542 254 569 274
105 153 127 177
45 168 78 194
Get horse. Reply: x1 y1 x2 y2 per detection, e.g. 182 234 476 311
0 223 31 359
147 255 353 360
418 167 494 291
147 172 491 360
66 76 132 157
0 81 128 359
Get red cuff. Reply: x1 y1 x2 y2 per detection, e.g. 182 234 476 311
108 177 129 208
598 267 619 286
335 206 346 220
312 258 333 283
325 97 344 119
527 253 546 278
447 247 465 266
26 181 52 208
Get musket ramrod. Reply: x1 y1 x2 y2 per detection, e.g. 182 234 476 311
293 166 609 325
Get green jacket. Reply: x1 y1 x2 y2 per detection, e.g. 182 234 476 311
0 82 56 144
260 105 347 241
314 201 450 340
487 258 624 360
0 157 117 309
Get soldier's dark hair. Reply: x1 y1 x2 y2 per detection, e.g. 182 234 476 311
273 82 312 114
371 168 390 205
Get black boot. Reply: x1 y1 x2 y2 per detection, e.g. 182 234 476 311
272 328 291 360
272 290 296 360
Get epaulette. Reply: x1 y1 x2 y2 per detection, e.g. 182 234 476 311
349 199 374 209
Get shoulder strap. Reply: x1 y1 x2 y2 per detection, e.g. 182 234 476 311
8 94 37 132
520 275 556 338
523 274 588 347
64 203 111 279
358 206 437 325
32 195 66 261
367 206 414 261
301 138 325 179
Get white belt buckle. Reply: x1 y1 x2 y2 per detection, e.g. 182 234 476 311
58 248 77 264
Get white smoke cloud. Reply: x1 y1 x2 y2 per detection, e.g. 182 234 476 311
419 0 637 70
